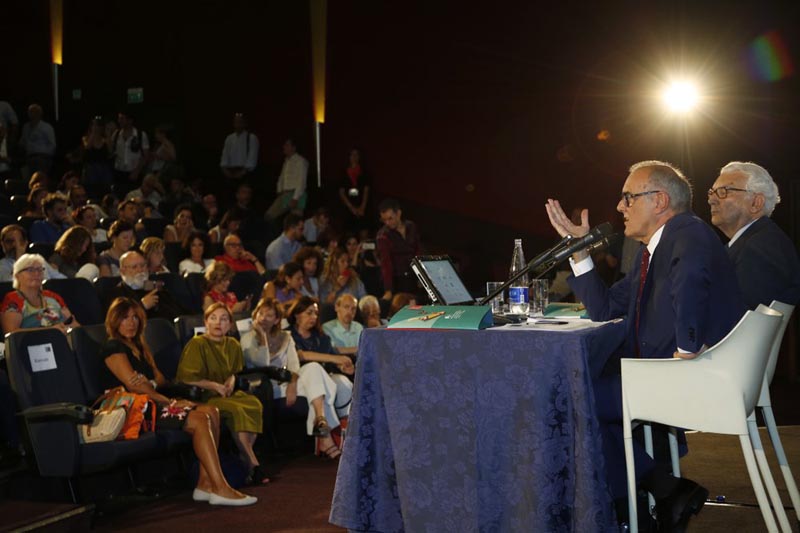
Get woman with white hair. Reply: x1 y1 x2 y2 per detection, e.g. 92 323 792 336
0 253 80 334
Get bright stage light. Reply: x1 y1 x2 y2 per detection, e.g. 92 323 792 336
662 81 700 112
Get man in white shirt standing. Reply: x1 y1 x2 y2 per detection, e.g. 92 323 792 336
19 104 56 179
265 138 308 221
220 113 259 180
111 110 149 194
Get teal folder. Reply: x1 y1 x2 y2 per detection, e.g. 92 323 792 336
387 305 493 330
543 302 589 319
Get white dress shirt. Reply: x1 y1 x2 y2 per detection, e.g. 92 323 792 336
220 131 259 171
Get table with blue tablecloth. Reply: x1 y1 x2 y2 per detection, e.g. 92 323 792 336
330 321 626 532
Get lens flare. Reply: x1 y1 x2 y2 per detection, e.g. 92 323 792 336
662 81 700 112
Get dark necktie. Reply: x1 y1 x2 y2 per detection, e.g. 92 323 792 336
635 248 650 356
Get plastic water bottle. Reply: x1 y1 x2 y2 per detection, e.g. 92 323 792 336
508 239 530 314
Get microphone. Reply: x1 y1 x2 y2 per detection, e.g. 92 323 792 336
551 222 615 262
526 233 574 269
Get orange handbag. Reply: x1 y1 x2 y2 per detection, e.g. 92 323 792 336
96 386 157 440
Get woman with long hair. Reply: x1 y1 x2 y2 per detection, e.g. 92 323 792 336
292 246 323 298
177 303 268 485
262 261 304 308
74 205 108 243
101 297 256 505
139 237 169 274
319 249 367 305
208 208 244 244
49 226 99 279
179 230 213 275
97 220 136 277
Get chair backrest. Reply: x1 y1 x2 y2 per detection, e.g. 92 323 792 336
68 324 109 402
145 318 182 381
764 301 794 386
229 270 264 302
320 302 337 325
174 314 205 347
163 242 183 273
700 307 783 414
43 277 104 325
141 217 169 238
28 242 55 259
16 215 43 233
183 272 206 313
5 327 88 408
94 276 122 312
99 216 117 231
150 272 196 314
756 301 795 406
5 178 28 196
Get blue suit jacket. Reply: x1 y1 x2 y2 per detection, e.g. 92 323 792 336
569 212 746 358
727 216 800 310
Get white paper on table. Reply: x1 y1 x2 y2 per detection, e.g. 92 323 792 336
28 343 57 372
495 318 614 332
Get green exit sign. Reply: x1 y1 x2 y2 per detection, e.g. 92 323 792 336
127 87 144 104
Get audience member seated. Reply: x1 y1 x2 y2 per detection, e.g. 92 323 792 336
125 173 164 210
265 213 304 270
262 262 304 309
201 194 221 230
74 205 108 243
303 207 330 244
358 294 385 328
67 184 89 213
177 303 268 485
286 297 353 458
319 249 367 305
317 230 340 262
203 261 251 313
19 186 48 218
293 246 323 298
29 192 71 243
49 226 99 280
164 204 195 243
140 237 170 274
163 175 197 207
101 193 120 218
216 234 266 275
28 171 49 191
241 298 346 460
709 161 800 309
179 230 213 274
0 225 64 282
344 233 379 271
57 171 81 196
0 253 80 333
389 292 417 318
100 297 256 505
106 251 186 319
322 294 362 356
98 220 136 277
230 182 260 240
117 198 148 242
208 208 244 244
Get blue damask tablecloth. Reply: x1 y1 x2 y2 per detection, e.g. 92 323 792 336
330 323 625 533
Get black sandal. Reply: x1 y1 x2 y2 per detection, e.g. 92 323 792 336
248 464 270 485
312 416 331 437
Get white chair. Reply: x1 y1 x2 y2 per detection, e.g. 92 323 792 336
621 307 784 533
752 301 799 527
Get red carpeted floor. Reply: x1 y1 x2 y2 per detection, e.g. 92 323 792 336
92 454 344 533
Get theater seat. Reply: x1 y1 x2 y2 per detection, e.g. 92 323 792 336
5 327 160 489
43 277 104 326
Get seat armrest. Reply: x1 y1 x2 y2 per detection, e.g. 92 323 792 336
21 402 93 424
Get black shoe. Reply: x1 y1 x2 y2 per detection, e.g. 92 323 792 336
654 478 708 533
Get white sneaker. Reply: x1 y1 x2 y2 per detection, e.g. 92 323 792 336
209 493 258 506
192 488 212 502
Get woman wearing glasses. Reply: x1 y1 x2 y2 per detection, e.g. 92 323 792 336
0 254 80 334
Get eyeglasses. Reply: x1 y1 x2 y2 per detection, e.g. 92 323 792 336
20 267 46 274
620 190 662 208
707 186 750 199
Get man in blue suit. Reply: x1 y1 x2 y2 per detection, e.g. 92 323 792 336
709 161 800 309
546 160 746 532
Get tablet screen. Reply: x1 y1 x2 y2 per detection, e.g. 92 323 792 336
417 258 474 305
